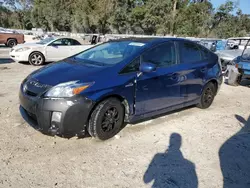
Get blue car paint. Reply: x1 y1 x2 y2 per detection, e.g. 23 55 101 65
28 38 222 122
237 60 250 77
216 40 227 51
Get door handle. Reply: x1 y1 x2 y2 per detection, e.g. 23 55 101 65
200 67 207 73
170 73 178 80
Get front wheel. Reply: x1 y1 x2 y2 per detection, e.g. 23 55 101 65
237 74 242 85
88 98 124 140
197 82 216 109
29 52 45 66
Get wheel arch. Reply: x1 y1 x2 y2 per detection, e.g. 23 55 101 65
203 79 219 94
29 51 46 61
7 38 17 42
88 94 130 123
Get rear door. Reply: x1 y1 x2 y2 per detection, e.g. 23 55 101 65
135 41 185 115
68 39 83 56
177 41 209 102
45 38 71 61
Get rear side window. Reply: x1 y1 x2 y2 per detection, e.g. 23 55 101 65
71 39 81 45
142 42 176 67
50 38 71 46
200 47 210 60
179 42 202 63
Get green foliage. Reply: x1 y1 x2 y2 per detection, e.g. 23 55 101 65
1 0 250 38
0 6 12 28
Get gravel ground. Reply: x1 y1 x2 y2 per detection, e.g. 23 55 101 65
0 47 250 188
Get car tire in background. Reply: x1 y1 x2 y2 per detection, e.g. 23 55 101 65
6 39 17 48
197 82 216 109
88 98 125 140
29 52 45 66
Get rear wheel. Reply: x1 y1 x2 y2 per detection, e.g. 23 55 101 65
88 98 124 140
7 39 17 48
197 82 216 109
29 52 45 66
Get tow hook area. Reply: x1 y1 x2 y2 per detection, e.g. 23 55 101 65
48 125 59 136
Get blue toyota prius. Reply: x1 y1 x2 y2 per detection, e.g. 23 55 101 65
19 38 223 140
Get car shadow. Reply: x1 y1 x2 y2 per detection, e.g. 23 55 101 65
0 45 10 48
130 105 196 125
143 133 198 188
0 58 13 64
219 114 250 188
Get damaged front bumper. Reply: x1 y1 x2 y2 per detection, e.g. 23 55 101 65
19 84 95 136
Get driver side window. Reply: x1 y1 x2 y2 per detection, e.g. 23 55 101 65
50 38 71 46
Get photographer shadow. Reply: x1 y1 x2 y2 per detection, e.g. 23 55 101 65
143 133 198 188
219 115 250 188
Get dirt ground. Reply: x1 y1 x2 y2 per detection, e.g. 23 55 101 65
0 47 250 188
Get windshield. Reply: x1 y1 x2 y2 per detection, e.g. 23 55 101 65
37 37 55 45
74 41 145 66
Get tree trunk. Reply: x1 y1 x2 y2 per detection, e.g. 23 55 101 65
170 0 177 36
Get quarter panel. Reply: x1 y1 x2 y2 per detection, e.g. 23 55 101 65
83 73 137 115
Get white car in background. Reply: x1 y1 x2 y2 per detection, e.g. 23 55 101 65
9 37 93 66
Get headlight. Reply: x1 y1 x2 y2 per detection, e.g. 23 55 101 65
44 81 94 98
15 47 31 52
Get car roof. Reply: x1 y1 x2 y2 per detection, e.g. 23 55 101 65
227 37 250 40
53 36 80 40
47 36 84 44
109 37 193 45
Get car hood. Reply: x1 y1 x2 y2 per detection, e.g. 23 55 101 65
216 49 243 60
29 59 109 86
13 43 44 49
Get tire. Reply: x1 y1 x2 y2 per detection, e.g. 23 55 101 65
29 52 45 66
88 98 124 140
237 74 242 85
197 82 216 109
7 39 17 48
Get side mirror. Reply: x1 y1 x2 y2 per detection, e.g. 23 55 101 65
139 62 156 73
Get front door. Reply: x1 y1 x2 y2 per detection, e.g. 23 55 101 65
135 41 185 115
45 38 71 61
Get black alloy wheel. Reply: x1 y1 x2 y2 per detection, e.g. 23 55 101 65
88 98 125 140
101 107 120 133
197 82 216 109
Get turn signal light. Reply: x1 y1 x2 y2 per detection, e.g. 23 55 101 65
73 85 89 95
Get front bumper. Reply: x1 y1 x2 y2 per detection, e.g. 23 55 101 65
238 69 250 78
9 49 30 62
19 84 95 136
